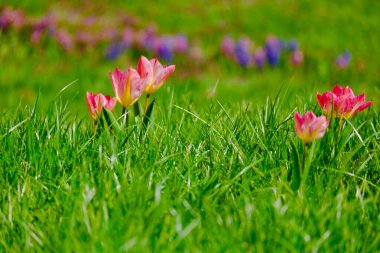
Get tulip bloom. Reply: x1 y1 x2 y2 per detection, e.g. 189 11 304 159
86 92 117 120
317 85 372 118
109 67 146 107
294 111 329 143
137 56 175 95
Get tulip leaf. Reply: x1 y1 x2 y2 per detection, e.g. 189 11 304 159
289 140 301 191
133 101 140 118
142 98 155 130
303 141 317 182
336 125 352 157
102 108 121 132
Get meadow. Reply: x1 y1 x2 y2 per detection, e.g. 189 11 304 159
0 0 379 252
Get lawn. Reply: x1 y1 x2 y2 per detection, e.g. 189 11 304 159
0 0 379 252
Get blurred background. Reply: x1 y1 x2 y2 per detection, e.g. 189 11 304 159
1 0 379 115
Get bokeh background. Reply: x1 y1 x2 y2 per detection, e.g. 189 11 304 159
1 0 379 116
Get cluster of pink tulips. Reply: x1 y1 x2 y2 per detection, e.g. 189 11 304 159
86 56 175 127
291 85 371 191
294 85 372 144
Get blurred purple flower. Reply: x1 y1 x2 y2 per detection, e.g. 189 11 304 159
154 37 173 63
286 39 299 52
265 35 282 67
75 31 97 47
335 51 351 69
221 36 235 58
137 25 157 50
253 48 267 70
30 30 43 44
173 34 188 53
122 28 134 48
234 38 251 67
30 14 57 44
55 29 74 52
0 7 25 30
105 42 125 60
291 50 304 66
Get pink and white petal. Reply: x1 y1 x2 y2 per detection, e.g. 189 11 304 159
356 101 372 112
105 96 117 111
155 65 176 86
138 56 153 78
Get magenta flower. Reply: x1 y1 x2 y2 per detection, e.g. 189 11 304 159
221 36 235 58
109 67 146 107
86 92 117 120
173 34 188 53
291 50 304 66
294 111 329 143
317 85 372 118
137 56 175 95
0 7 25 30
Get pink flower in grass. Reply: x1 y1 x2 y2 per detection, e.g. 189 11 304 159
137 56 175 95
294 111 329 143
317 85 372 118
109 68 146 107
86 92 116 120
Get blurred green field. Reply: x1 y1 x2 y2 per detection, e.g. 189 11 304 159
0 1 379 252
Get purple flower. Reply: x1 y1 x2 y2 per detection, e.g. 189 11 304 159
137 25 157 50
221 36 235 58
30 14 57 44
154 37 173 63
0 7 25 30
234 38 251 68
105 43 125 61
286 39 299 52
55 29 74 52
335 51 351 69
122 28 134 48
265 35 283 67
253 48 267 70
173 34 188 53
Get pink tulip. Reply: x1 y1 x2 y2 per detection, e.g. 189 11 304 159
317 85 372 118
137 56 175 95
294 111 329 143
109 67 146 107
86 92 117 120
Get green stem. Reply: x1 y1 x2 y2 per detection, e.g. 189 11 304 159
144 94 150 115
93 120 98 135
301 143 308 173
133 101 140 118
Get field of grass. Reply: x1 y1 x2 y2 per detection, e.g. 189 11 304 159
1 0 379 252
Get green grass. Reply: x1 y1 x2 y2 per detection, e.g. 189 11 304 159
1 0 380 252
0 88 379 251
